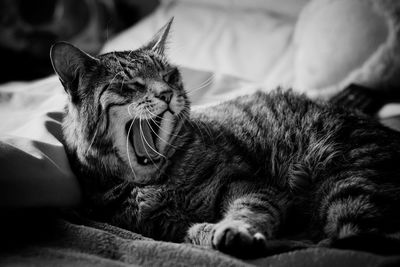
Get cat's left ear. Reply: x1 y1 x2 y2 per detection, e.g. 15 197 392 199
142 17 174 55
50 42 99 97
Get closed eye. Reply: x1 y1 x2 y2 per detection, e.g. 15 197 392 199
133 81 145 90
126 80 146 92
163 68 180 85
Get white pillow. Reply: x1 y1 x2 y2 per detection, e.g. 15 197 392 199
168 0 310 17
103 0 299 82
293 0 400 99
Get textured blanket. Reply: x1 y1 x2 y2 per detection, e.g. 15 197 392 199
1 211 399 267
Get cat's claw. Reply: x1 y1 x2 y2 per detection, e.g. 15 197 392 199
212 221 267 258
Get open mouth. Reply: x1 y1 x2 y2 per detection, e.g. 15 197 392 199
125 111 175 166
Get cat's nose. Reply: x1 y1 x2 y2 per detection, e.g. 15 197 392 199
156 90 173 104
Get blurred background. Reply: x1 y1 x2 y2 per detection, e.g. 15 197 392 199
1 0 399 109
0 0 159 83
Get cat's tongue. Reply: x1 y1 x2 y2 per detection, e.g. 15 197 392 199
132 120 159 159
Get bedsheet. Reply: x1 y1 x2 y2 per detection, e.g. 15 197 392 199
1 211 399 267
102 0 298 87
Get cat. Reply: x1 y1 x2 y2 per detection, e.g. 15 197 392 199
50 19 400 258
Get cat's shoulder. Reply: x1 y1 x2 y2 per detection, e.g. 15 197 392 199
229 88 320 111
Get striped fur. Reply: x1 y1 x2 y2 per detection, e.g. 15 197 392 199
52 21 400 259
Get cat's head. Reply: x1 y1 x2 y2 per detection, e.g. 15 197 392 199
51 18 189 185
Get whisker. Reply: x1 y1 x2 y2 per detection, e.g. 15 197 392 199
147 122 180 151
186 75 215 94
127 103 138 117
139 118 166 159
180 106 214 144
143 108 181 149
85 123 101 156
126 114 138 180
178 111 206 143
114 52 125 70
120 77 125 93
197 118 214 140
84 104 112 156
148 116 182 139
138 118 158 165
145 108 176 123
138 122 163 172
145 116 181 148
106 70 124 89
186 81 213 95
127 49 136 61
188 74 215 90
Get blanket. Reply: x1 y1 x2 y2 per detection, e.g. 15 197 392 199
1 211 399 267
1 67 400 267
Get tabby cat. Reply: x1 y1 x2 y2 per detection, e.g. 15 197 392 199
50 19 400 258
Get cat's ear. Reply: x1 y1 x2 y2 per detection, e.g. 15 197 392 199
50 42 98 96
142 17 174 55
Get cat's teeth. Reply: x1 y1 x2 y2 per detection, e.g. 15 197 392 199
157 111 174 153
143 158 149 164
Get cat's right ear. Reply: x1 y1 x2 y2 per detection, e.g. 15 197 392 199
142 17 174 55
50 42 99 98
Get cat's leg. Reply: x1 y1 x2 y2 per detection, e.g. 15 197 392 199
316 174 400 253
186 189 289 258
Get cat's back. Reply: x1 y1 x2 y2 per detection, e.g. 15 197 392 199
197 89 400 146
185 90 400 187
192 90 332 148
180 90 332 183
196 90 323 128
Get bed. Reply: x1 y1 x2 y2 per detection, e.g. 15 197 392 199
1 0 400 266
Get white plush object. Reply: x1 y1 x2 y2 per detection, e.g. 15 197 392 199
102 0 302 83
173 0 309 17
293 0 400 100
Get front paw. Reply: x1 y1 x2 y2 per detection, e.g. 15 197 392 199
130 186 163 219
212 221 267 258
